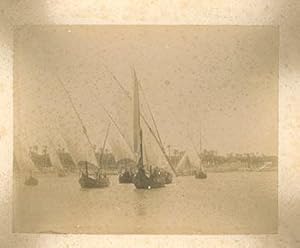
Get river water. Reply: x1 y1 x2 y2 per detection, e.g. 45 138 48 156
13 171 277 234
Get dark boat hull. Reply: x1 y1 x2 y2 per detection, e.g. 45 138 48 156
133 169 165 189
118 173 134 184
24 176 38 186
195 171 207 179
79 175 110 188
133 178 165 189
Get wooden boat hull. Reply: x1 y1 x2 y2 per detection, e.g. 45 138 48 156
133 168 165 189
195 171 207 179
133 178 165 189
118 173 134 184
24 176 38 186
79 175 110 188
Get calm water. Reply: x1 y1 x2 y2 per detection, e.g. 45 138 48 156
13 171 277 234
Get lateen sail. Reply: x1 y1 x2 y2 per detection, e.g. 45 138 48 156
14 132 36 173
105 66 177 175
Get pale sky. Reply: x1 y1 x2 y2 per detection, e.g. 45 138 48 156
14 25 278 156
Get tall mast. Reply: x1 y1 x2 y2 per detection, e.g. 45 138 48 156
109 67 178 176
199 124 203 171
137 129 144 168
199 126 202 154
57 77 99 167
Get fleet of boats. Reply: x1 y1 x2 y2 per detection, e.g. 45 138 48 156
15 67 209 189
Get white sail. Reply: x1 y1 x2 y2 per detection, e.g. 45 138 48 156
45 135 65 170
14 129 36 173
109 127 134 161
176 150 197 174
58 115 98 166
141 121 160 167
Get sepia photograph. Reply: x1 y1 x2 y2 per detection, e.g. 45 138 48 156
13 25 278 234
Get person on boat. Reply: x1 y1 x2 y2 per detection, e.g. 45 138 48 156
96 170 101 179
149 167 160 183
82 164 88 177
130 167 135 175
123 168 131 178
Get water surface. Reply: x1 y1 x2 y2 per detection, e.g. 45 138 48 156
13 171 277 234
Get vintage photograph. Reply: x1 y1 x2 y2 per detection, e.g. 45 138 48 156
13 25 278 234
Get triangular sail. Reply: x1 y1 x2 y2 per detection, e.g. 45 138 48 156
109 127 134 161
14 131 36 173
176 151 197 174
46 135 65 171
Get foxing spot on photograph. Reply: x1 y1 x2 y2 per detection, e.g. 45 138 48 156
13 25 278 234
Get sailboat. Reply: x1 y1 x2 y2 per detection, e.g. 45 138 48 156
133 131 166 189
14 117 40 185
130 69 166 189
102 68 176 185
195 163 207 179
15 134 39 186
79 163 110 188
78 123 111 188
56 77 110 188
24 170 39 186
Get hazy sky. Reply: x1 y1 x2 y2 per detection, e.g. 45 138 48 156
14 25 278 156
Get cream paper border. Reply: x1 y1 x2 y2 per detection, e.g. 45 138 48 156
0 1 299 247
